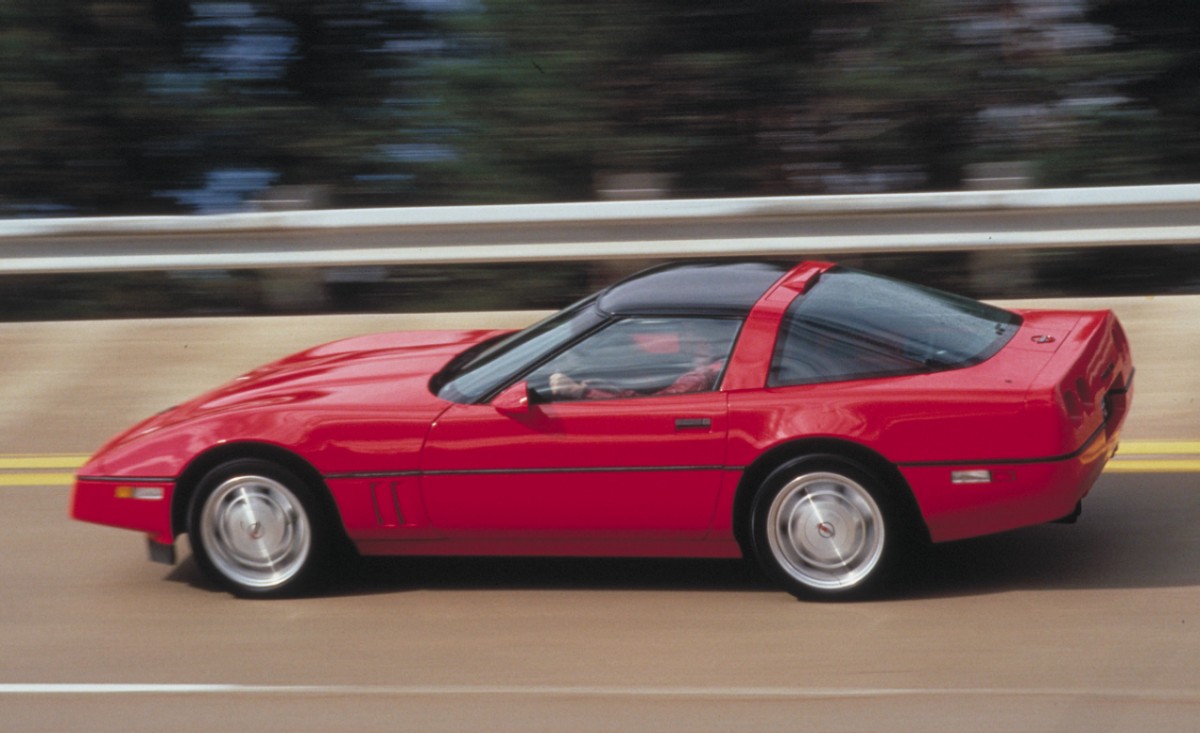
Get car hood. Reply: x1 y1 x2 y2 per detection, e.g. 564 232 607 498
187 328 506 414
82 328 508 476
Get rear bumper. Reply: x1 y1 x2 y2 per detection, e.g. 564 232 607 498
900 426 1117 543
71 477 175 546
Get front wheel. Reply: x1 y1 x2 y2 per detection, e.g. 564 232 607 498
750 457 908 600
188 459 328 598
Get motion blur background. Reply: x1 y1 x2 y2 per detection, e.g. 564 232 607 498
2 0 1199 318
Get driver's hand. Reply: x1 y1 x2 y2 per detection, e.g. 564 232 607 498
549 372 585 399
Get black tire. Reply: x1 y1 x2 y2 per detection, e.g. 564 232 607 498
749 455 910 601
187 459 330 598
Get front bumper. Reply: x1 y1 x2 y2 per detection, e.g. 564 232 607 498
71 477 175 546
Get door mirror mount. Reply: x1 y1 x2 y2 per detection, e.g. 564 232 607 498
492 381 531 415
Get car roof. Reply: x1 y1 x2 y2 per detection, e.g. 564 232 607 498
596 261 791 317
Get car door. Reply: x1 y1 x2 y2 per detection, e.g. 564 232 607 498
419 316 740 543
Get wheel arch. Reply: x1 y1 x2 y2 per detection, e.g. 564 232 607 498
731 438 930 556
172 442 345 543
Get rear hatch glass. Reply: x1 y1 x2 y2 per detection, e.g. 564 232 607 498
770 267 1021 386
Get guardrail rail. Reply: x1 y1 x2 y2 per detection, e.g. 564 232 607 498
3 183 1199 274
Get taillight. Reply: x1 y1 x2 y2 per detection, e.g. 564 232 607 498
1062 388 1083 425
1075 377 1093 408
1104 385 1129 425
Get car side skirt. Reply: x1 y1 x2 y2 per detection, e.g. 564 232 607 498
351 537 745 559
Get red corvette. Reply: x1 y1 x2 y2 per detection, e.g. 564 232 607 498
72 261 1133 599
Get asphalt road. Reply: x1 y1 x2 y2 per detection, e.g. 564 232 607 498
1 302 1198 732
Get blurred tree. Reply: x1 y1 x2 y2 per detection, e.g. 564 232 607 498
0 1 436 214
183 1 437 209
426 0 837 201
428 0 1100 198
798 0 1091 192
1033 0 1200 184
2 0 1198 216
157 2 439 209
0 0 198 214
407 2 615 203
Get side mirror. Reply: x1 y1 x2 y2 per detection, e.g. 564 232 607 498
492 381 531 415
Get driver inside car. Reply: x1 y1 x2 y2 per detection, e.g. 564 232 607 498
547 327 726 400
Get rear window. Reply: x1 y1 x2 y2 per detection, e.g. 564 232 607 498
769 268 1020 387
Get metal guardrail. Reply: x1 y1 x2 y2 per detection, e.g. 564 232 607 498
3 183 1200 274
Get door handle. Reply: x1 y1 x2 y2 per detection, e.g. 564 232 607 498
674 417 711 431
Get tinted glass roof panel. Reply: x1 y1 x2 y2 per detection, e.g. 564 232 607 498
597 262 788 316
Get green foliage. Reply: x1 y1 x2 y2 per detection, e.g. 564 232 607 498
0 0 197 213
1070 0 1200 181
0 0 433 214
430 1 836 199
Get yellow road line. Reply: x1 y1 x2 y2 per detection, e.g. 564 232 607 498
0 473 77 486
0 455 89 470
0 455 88 486
1117 441 1200 456
1104 460 1200 473
1110 441 1200 471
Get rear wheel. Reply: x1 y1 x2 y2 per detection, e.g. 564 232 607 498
188 459 328 598
750 456 908 600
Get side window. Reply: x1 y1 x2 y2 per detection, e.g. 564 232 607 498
770 314 926 386
769 268 1020 386
528 317 740 402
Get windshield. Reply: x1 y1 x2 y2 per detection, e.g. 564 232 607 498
434 295 604 403
770 267 1021 386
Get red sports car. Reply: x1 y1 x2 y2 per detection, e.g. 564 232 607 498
72 261 1133 599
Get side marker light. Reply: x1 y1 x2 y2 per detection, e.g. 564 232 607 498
951 470 992 484
115 486 165 501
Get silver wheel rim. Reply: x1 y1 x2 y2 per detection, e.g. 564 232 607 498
199 474 311 590
766 471 885 591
